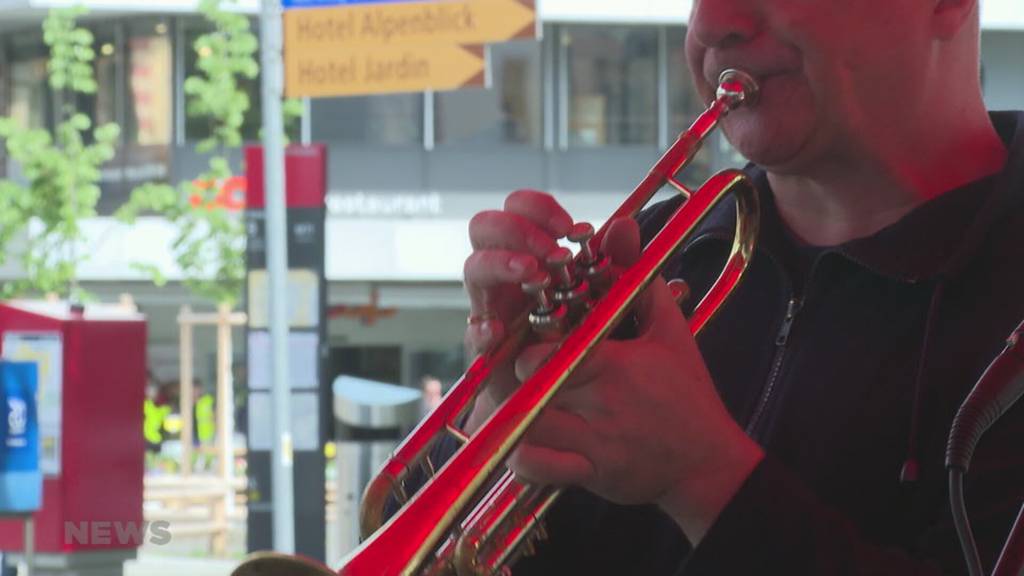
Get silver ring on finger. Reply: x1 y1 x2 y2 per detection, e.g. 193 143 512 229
467 311 498 326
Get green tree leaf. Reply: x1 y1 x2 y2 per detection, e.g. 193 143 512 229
0 6 114 300
121 0 295 307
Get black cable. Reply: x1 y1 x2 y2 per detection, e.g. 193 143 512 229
945 318 1024 576
950 468 984 576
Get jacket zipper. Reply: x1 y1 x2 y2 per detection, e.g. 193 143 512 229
680 231 810 438
745 295 803 437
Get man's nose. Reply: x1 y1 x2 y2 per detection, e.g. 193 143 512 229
688 0 760 49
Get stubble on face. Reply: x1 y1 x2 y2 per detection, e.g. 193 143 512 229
683 0 936 176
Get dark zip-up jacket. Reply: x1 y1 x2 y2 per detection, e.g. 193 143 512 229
510 111 1024 575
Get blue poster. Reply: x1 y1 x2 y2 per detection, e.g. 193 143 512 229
0 361 41 513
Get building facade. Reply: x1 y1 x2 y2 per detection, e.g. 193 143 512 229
2 0 1024 392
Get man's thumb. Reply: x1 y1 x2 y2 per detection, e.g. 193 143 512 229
600 217 641 269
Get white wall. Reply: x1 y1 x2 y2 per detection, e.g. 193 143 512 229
540 0 691 24
539 0 1024 29
980 0 1024 31
982 31 1024 111
324 188 629 282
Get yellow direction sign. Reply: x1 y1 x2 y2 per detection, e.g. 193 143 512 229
285 44 487 98
284 0 537 49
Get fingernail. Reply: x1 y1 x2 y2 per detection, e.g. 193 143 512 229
479 320 494 341
508 254 533 274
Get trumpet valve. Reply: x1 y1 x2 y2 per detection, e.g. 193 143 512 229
567 223 597 265
547 247 576 289
546 247 590 315
568 222 611 294
522 271 568 339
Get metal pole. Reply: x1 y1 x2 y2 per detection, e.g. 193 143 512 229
23 516 33 576
301 98 312 145
656 26 669 150
423 90 435 151
178 305 194 475
259 0 295 554
216 303 236 517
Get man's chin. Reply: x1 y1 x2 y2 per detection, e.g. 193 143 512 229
722 116 812 172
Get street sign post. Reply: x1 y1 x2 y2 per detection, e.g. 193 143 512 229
284 0 536 47
285 43 486 98
283 0 536 98
258 0 296 557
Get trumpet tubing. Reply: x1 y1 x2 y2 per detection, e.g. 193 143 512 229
232 69 761 576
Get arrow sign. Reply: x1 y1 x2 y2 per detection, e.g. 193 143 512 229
283 0 536 49
285 44 487 98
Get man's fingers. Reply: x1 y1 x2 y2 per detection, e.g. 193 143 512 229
522 406 592 453
503 189 574 238
600 217 642 269
463 249 538 326
597 216 690 341
464 249 539 296
469 210 564 257
463 190 571 353
508 443 593 487
514 342 557 382
465 317 505 356
636 276 692 341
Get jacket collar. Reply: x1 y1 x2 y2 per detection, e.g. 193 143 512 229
690 111 1024 283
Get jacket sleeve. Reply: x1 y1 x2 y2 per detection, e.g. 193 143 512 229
680 446 1024 576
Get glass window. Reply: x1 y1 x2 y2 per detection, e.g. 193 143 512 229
90 27 118 134
666 26 716 183
0 53 6 117
9 59 49 131
125 19 173 146
0 50 6 174
666 27 705 138
409 347 466 394
93 56 117 128
7 33 52 132
310 94 423 146
565 26 658 147
85 19 176 215
328 346 402 386
434 41 542 147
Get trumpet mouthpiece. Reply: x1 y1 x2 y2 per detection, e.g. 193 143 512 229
717 69 760 110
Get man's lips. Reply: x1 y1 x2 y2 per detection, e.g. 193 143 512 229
705 68 788 89
703 56 799 90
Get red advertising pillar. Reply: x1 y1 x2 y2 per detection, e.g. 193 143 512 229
0 301 146 572
243 144 328 561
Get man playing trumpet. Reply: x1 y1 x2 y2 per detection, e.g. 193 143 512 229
462 0 1024 573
